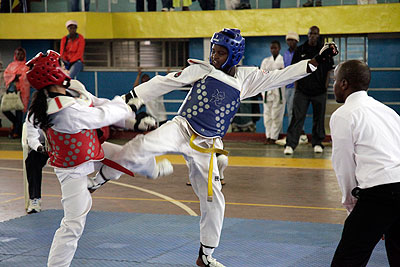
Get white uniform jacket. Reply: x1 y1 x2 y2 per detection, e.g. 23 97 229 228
134 59 313 138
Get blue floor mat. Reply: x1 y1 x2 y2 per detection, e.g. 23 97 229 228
0 210 388 267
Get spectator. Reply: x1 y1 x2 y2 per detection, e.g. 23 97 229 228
260 40 285 145
303 0 322 7
161 0 174 11
224 0 240 9
60 20 85 79
199 0 215 10
272 0 280 8
276 32 309 146
70 0 90 11
133 68 167 126
25 116 48 214
357 0 377 4
3 47 30 139
173 0 191 11
136 0 156 12
235 0 251 9
330 60 400 267
0 0 27 12
284 26 334 155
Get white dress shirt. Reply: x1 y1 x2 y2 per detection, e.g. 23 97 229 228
330 90 400 212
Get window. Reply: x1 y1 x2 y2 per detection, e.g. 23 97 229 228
80 39 189 69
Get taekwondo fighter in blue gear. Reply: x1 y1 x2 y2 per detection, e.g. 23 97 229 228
88 28 338 267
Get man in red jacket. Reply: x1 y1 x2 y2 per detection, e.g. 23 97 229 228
60 20 85 79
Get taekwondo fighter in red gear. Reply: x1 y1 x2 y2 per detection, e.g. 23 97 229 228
25 50 157 267
88 29 338 267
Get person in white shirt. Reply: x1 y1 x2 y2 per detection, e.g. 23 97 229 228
330 60 400 266
260 40 285 144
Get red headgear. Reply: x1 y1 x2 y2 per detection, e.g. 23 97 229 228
26 50 71 90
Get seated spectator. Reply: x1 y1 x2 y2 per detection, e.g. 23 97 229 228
60 20 85 79
136 0 156 11
70 0 90 11
3 47 30 139
303 0 321 7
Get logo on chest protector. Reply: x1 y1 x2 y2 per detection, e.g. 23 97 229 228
215 176 220 182
210 89 225 106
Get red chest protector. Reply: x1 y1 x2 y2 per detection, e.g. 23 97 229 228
47 128 104 168
46 80 105 168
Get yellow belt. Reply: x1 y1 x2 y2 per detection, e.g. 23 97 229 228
189 134 228 202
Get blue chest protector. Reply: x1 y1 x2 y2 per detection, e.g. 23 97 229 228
178 76 240 138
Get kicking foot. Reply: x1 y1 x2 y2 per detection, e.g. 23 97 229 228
149 159 173 179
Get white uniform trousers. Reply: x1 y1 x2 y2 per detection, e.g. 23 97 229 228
47 142 122 267
262 87 286 140
101 116 225 248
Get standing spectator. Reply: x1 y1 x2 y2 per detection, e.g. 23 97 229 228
60 20 85 79
3 47 30 139
199 0 215 10
272 0 280 8
25 116 48 214
260 40 285 144
136 0 156 12
284 26 334 155
224 0 240 9
357 0 377 4
330 60 400 267
161 0 174 11
276 32 309 146
173 0 191 11
303 0 322 7
70 0 90 11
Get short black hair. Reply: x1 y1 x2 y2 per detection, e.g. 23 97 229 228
337 60 371 91
271 40 281 48
309 26 320 32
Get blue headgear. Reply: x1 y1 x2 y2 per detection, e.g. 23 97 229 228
210 28 245 70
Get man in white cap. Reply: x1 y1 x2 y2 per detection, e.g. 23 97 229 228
60 20 85 79
276 31 309 146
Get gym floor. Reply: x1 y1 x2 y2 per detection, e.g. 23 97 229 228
0 136 388 266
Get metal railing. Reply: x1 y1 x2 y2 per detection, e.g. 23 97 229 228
3 0 397 13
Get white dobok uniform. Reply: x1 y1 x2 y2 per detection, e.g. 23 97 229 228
260 54 285 140
100 59 314 248
46 80 132 267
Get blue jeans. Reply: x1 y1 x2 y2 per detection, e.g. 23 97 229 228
70 0 90 11
68 60 83 79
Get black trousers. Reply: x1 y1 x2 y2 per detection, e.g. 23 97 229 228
3 110 23 136
285 90 326 149
199 0 215 10
25 150 49 199
331 183 400 267
136 0 156 11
